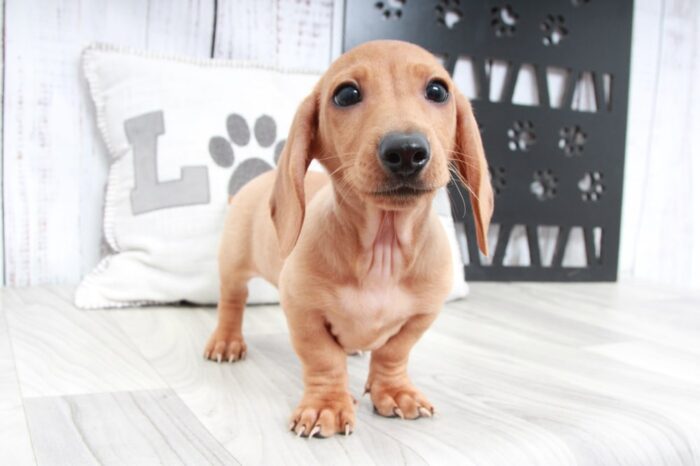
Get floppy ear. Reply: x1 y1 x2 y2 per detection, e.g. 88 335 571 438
454 91 494 256
269 92 318 257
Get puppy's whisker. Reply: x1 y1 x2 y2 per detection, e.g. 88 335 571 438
314 153 355 172
328 165 346 178
335 172 357 205
448 149 481 164
314 152 358 163
448 148 479 159
448 165 468 214
446 161 477 195
327 168 353 205
448 164 469 190
334 183 352 206
327 163 356 188
448 155 480 171
451 167 479 201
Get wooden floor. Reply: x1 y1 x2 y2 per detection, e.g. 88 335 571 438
1 283 699 466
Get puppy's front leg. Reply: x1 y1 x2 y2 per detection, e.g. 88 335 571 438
366 312 438 420
286 310 355 437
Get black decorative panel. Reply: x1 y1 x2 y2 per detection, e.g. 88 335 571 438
343 0 633 281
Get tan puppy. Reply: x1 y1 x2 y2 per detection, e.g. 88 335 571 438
205 40 493 438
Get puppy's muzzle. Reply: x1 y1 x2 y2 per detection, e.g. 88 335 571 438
378 132 430 179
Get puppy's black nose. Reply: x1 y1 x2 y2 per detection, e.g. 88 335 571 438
378 132 431 178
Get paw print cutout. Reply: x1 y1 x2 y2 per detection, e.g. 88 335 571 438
489 166 507 196
435 0 463 29
531 169 558 201
375 0 405 20
208 114 286 196
491 4 518 37
507 120 536 152
541 14 568 46
578 171 604 202
559 125 587 157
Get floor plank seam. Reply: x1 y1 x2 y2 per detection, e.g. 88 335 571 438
1 305 40 465
162 389 243 464
104 309 242 462
5 283 700 464
98 310 173 391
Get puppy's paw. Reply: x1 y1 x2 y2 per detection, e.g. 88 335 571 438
367 381 434 420
289 391 356 438
204 328 247 363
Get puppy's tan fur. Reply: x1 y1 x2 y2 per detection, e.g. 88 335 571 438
205 40 493 437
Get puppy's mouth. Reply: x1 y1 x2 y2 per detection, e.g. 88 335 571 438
370 184 434 198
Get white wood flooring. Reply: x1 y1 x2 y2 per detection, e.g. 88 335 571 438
1 282 699 465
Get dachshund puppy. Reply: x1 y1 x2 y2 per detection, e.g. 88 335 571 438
205 40 493 437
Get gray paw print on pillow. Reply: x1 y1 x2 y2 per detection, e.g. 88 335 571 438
208 114 286 196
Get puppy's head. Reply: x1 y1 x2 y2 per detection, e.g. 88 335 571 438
271 40 493 257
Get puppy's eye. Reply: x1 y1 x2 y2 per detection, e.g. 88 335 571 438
425 80 449 103
333 84 362 107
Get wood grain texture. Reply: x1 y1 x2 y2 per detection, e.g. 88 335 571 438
2 0 214 287
102 282 700 466
0 297 35 465
1 0 5 285
1 283 699 463
213 0 334 72
23 389 237 466
276 0 334 71
3 286 166 397
331 0 345 60
621 0 700 289
213 0 277 65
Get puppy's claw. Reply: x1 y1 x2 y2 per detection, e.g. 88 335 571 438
393 407 405 419
288 421 296 431
295 425 306 437
418 407 432 418
344 423 351 436
216 353 222 364
309 425 321 438
228 354 235 363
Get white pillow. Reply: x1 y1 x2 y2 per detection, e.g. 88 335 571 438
76 44 467 309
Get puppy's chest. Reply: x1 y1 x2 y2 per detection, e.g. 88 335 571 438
326 283 415 352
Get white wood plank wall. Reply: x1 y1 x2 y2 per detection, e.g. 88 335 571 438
1 0 335 287
1 0 5 284
0 0 698 290
621 0 700 289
